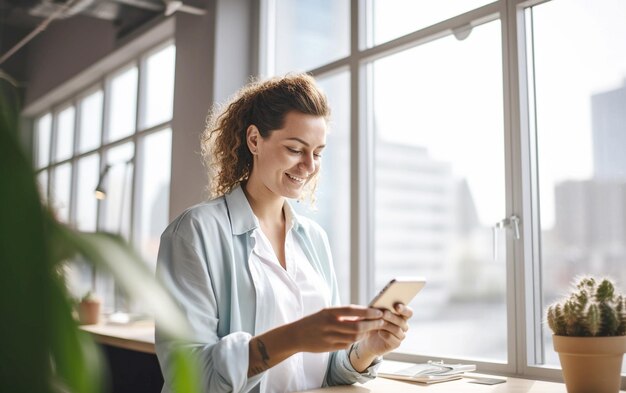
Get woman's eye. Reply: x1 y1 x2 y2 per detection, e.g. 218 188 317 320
287 147 301 154
314 153 322 158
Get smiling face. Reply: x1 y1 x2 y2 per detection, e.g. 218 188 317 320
246 111 327 200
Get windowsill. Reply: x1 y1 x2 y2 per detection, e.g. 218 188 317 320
80 319 155 354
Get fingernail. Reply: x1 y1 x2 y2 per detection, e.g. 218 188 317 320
376 310 383 317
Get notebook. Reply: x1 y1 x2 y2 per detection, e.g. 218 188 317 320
378 360 476 384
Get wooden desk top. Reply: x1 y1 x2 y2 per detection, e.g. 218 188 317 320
78 325 624 393
80 320 155 354
298 375 569 393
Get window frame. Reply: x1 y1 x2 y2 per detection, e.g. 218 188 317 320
30 38 176 314
260 0 624 385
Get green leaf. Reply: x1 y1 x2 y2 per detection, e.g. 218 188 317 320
52 223 192 340
170 348 203 393
0 80 51 393
0 77 201 393
49 187 203 393
48 270 104 393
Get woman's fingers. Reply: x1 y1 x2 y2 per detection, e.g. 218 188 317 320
323 314 384 335
328 306 383 320
378 320 406 340
382 310 409 332
394 303 414 319
373 305 414 341
337 318 384 334
305 305 415 353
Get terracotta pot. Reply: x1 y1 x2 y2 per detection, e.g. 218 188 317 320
553 335 626 393
78 299 101 325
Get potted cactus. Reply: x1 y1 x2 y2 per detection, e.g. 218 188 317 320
546 276 626 393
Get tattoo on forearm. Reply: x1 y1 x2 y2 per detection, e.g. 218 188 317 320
257 338 270 366
250 365 267 376
248 339 272 377
350 343 361 360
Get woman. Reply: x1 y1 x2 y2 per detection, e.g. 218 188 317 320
155 74 413 393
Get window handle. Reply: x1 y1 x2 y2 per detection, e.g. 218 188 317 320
492 215 521 260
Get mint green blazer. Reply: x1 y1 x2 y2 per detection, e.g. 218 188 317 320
155 184 378 393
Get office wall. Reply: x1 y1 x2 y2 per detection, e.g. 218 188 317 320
169 0 257 219
24 15 117 107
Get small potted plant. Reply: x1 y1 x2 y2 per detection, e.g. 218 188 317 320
546 276 626 393
78 291 101 325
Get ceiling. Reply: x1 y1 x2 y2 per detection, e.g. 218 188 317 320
0 0 164 39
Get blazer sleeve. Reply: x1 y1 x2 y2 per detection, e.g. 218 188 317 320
155 229 264 393
325 349 381 386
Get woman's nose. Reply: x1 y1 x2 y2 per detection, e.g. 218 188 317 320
300 152 315 172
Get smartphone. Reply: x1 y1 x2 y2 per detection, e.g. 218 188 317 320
369 277 426 313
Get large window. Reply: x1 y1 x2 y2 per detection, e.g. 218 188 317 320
526 0 626 372
33 42 176 315
265 0 626 382
269 0 350 75
372 19 506 361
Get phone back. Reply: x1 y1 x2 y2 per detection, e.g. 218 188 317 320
369 278 426 312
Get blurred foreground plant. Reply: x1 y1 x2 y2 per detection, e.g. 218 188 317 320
0 79 200 393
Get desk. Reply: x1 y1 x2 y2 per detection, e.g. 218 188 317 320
81 321 161 393
80 320 155 354
77 326 623 393
298 375 569 392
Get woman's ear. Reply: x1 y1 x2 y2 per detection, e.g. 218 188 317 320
246 125 260 155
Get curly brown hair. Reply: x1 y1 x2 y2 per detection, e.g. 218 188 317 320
201 73 330 201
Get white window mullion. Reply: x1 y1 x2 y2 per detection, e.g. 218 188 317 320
503 0 531 376
130 57 146 247
514 2 545 375
351 0 372 306
69 98 80 226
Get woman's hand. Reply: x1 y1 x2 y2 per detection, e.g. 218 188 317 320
348 303 413 371
290 306 385 353
248 306 384 377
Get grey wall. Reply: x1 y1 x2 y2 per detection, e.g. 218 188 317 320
168 0 257 220
168 10 215 219
24 15 117 107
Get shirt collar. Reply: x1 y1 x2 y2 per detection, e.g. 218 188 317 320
283 201 299 232
224 183 302 235
224 184 259 235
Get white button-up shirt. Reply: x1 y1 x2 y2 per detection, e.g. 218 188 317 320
249 206 330 393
